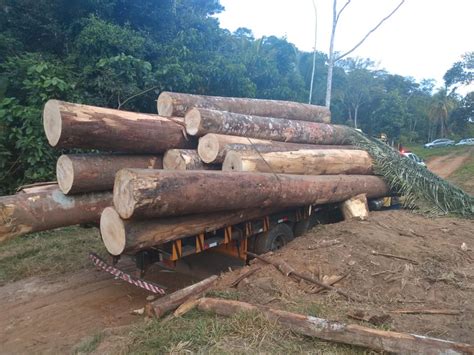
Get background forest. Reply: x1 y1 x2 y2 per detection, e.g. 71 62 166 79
0 0 473 193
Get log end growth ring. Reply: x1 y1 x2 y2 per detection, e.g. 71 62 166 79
56 155 74 194
222 151 243 172
113 169 137 219
100 207 126 255
163 150 185 170
184 108 201 136
43 99 62 146
198 134 219 163
157 92 173 117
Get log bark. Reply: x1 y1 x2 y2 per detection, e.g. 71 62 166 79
0 184 112 243
163 149 217 170
185 108 352 144
43 100 195 153
57 154 163 194
198 133 354 164
100 206 280 255
222 149 373 175
145 276 218 318
113 169 389 219
196 298 474 354
340 194 369 220
157 91 331 123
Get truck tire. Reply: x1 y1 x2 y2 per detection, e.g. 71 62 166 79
254 223 294 254
293 218 310 237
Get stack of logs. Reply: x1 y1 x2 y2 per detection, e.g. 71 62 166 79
0 92 389 252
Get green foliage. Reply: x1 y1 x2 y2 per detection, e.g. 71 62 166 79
0 0 472 192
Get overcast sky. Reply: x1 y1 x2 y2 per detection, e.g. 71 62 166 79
217 0 473 88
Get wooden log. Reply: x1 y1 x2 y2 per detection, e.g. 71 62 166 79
43 100 196 153
196 298 474 354
198 133 354 164
145 275 218 318
163 149 217 170
340 194 369 220
100 206 280 255
0 184 112 243
113 169 389 219
222 149 374 175
57 154 163 194
185 108 352 144
157 91 331 123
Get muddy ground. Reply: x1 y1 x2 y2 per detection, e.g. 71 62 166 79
0 152 473 353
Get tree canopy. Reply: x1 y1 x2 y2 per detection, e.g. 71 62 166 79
0 0 473 193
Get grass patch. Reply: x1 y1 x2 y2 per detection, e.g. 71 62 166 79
404 145 471 160
0 226 106 284
74 332 104 354
125 308 364 354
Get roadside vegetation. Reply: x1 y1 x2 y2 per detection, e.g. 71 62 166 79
0 226 105 284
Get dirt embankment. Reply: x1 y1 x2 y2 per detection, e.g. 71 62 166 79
427 149 472 178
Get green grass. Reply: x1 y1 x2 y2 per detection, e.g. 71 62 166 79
0 226 107 284
124 309 365 354
73 332 104 354
404 145 472 160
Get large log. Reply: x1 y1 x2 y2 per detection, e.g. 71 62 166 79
0 184 112 243
113 169 389 219
57 154 163 194
145 276 218 318
222 149 374 175
163 149 217 170
157 92 331 123
43 100 195 153
198 133 354 164
185 108 352 144
100 206 280 255
196 298 474 354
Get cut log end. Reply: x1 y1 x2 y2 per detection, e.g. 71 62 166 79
113 169 137 219
198 134 220 163
56 155 74 194
43 99 62 146
222 151 243 172
157 92 173 117
163 150 186 170
100 207 126 255
185 108 202 136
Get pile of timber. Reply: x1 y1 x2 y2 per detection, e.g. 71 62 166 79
0 92 389 253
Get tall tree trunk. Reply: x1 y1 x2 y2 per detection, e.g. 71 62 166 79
354 105 359 129
325 0 338 108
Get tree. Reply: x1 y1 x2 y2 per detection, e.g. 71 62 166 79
444 52 474 93
325 0 405 108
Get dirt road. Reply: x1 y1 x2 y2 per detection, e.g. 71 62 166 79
427 149 472 178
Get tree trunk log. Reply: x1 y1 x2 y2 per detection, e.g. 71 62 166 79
145 276 218 318
185 108 352 144
100 206 280 255
0 184 112 243
198 133 354 164
163 149 218 170
196 298 474 354
57 154 162 194
43 100 195 153
341 194 369 220
113 170 389 219
222 149 373 175
157 92 331 123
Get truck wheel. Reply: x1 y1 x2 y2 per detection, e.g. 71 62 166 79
293 218 310 237
254 223 294 254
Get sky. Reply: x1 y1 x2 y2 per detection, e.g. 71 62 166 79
217 0 473 89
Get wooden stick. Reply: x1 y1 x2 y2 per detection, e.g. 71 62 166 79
230 267 261 288
371 250 419 265
196 297 474 354
311 272 350 294
145 275 218 318
247 252 358 301
390 309 461 315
